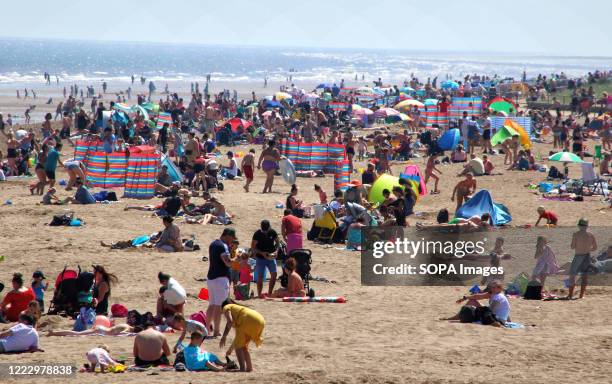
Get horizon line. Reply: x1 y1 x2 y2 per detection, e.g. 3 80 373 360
2 35 612 60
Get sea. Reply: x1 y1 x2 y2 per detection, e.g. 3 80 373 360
0 38 611 86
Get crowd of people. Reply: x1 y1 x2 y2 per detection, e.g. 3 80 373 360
0 69 611 372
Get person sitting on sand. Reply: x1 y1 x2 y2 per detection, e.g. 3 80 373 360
219 299 266 372
535 206 558 227
85 345 119 372
157 272 186 319
48 323 137 337
272 257 305 298
125 191 182 217
184 331 226 371
482 154 495 175
171 314 208 353
92 265 118 316
0 273 36 323
19 301 41 330
442 280 510 326
0 314 39 353
450 145 467 163
155 216 183 252
451 173 477 211
286 184 306 218
458 154 485 176
73 178 96 204
531 236 560 286
133 321 171 367
221 151 239 180
42 187 68 205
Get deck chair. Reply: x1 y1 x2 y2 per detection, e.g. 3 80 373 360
581 162 608 196
311 209 338 243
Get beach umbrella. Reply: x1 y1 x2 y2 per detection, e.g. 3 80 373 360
374 107 400 118
15 129 28 140
385 113 412 123
275 91 292 100
265 100 282 108
395 99 424 110
262 110 276 118
504 119 531 149
424 98 439 106
315 83 332 89
549 152 583 163
355 86 376 95
352 108 373 117
488 97 518 115
351 104 363 111
301 93 319 103
398 93 412 100
400 86 415 93
441 80 459 89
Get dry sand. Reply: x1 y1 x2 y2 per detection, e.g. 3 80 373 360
0 115 611 384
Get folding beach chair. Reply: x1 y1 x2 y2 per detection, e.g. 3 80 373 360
581 162 608 196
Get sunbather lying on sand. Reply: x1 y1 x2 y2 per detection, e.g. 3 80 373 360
47 323 138 336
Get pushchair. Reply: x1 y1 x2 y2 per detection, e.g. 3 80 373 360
280 249 315 297
205 167 224 191
48 266 95 317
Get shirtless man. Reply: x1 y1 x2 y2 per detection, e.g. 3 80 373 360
506 135 520 170
204 103 216 135
451 173 477 212
241 149 256 192
133 323 171 366
257 140 282 194
424 154 442 194
568 218 598 299
184 132 201 168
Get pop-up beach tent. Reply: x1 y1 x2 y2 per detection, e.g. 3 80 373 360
455 190 512 226
438 128 460 151
161 153 183 183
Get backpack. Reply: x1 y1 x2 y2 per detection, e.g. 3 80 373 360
475 306 498 325
50 214 73 226
523 281 543 300
459 306 476 323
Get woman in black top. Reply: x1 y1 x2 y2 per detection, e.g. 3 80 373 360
92 265 119 315
286 184 304 218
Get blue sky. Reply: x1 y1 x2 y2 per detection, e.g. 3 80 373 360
2 0 611 56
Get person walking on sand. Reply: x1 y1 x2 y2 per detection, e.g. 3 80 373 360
257 140 282 194
424 153 442 194
531 236 560 286
241 149 255 192
568 218 597 299
451 173 476 212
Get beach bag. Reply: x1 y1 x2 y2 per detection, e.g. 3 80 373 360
50 214 73 226
459 306 476 323
234 283 251 300
111 303 128 317
523 281 543 300
73 307 96 331
189 311 207 328
475 306 498 325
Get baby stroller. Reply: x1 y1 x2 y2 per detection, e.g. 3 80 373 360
280 249 314 297
205 166 224 191
48 266 95 317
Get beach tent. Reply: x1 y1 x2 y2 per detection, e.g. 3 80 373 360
161 153 183 183
441 80 459 89
401 165 428 196
225 117 253 132
438 128 460 151
488 97 518 115
503 119 531 149
490 125 517 147
455 190 512 226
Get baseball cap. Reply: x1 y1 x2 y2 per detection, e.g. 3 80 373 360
577 218 589 227
33 271 46 279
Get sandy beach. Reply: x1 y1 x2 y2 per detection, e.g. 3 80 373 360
1 116 610 383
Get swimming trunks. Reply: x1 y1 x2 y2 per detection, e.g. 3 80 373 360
135 354 169 367
569 254 592 275
243 165 254 180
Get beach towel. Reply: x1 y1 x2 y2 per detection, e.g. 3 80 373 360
455 190 512 226
281 296 346 303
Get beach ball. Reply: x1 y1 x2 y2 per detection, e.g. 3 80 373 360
94 315 112 328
